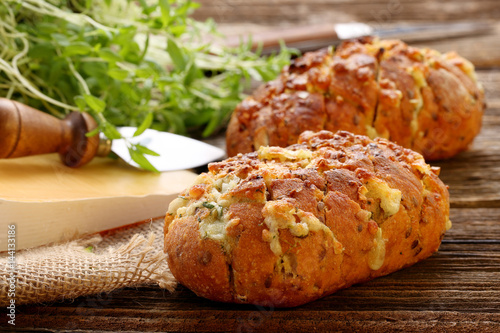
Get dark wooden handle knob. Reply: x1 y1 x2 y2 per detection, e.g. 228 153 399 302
0 98 99 168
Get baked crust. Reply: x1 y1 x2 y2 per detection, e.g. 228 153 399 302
164 130 450 307
226 38 485 160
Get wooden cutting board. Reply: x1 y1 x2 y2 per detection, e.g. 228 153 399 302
0 154 197 251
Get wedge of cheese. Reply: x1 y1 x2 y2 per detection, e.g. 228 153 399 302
0 155 197 251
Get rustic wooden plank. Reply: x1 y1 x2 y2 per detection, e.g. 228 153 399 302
193 0 500 24
478 69 500 103
5 253 500 330
448 208 500 241
10 299 500 331
435 125 500 208
9 237 500 331
9 311 500 333
11 306 500 331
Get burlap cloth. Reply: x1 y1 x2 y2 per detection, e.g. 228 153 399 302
0 217 176 306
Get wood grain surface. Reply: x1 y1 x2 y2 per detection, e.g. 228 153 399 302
2 1 500 332
196 0 500 68
193 0 500 24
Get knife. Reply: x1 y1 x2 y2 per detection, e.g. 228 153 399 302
0 98 225 171
224 21 493 54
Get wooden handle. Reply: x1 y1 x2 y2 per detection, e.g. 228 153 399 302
0 98 100 168
224 23 339 51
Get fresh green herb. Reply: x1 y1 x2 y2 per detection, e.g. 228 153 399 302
202 202 215 209
0 0 292 170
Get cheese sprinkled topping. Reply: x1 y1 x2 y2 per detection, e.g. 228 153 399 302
258 146 312 162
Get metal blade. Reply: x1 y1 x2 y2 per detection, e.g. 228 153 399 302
334 23 374 40
111 127 226 171
255 20 493 55
372 21 493 44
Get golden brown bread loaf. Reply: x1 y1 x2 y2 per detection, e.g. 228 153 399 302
164 130 451 307
226 38 485 160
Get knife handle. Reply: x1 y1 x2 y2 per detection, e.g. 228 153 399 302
224 23 339 50
0 98 100 167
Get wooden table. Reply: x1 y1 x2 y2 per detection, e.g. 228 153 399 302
4 1 500 331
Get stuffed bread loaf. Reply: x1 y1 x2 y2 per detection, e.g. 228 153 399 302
226 37 484 160
164 130 451 307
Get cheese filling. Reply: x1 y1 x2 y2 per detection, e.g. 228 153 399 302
445 218 452 231
408 66 427 136
368 227 386 270
167 174 241 243
262 200 343 256
364 178 402 217
258 146 313 162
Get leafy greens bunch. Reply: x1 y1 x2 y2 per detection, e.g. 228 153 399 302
0 0 292 171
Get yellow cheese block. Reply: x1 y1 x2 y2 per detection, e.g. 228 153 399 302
0 154 197 251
